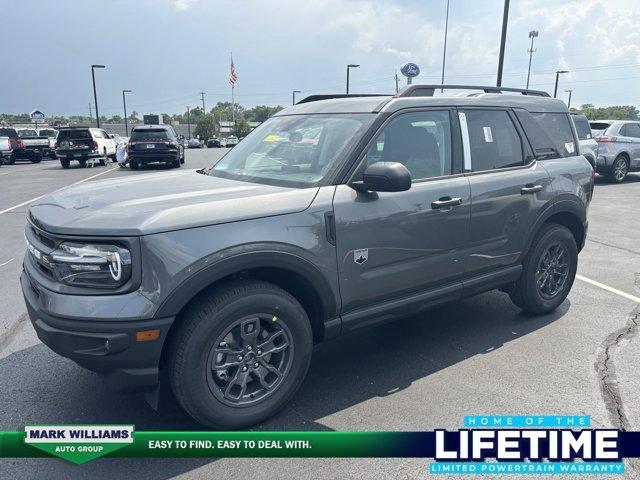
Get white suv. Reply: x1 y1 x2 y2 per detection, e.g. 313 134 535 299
55 127 117 168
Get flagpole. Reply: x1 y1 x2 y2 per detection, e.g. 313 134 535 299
231 53 235 125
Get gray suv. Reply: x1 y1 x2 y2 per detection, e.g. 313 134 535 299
21 85 594 429
590 119 640 182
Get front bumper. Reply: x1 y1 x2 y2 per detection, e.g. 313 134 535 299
21 268 174 393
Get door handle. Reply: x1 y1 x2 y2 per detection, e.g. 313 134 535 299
521 184 543 194
431 196 463 209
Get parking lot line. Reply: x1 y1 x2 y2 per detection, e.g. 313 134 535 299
576 274 640 304
0 167 117 215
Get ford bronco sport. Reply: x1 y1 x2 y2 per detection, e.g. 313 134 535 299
21 85 593 429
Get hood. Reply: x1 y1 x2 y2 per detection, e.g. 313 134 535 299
29 170 319 236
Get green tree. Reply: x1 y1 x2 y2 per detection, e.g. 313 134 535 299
573 104 639 120
194 114 218 140
232 117 252 138
129 111 140 123
108 115 123 124
244 105 283 122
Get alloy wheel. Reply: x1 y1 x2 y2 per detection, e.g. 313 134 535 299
535 243 570 299
614 158 628 181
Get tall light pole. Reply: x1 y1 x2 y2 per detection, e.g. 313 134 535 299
565 89 573 109
122 90 132 136
553 70 569 98
91 64 105 128
292 90 301 105
526 30 539 90
496 0 510 87
346 64 359 94
441 0 450 89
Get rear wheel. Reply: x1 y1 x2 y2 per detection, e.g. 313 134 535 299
172 157 181 168
130 160 139 170
78 159 87 168
608 155 629 183
60 158 70 169
169 280 313 429
7 154 16 165
31 153 42 164
510 224 577 314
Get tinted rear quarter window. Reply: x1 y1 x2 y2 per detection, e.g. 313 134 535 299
464 109 524 171
620 123 640 138
516 111 575 159
573 117 592 140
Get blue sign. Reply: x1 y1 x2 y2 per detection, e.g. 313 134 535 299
30 109 45 120
401 63 420 78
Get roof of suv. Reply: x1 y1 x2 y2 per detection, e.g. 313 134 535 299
132 125 172 130
276 85 568 116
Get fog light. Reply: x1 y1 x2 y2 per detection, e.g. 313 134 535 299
136 329 160 342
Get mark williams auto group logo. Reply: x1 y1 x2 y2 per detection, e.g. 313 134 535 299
24 425 134 464
430 415 624 475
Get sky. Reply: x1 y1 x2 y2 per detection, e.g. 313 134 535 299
2 0 640 117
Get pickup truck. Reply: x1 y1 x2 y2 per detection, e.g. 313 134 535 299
0 127 40 164
16 129 47 163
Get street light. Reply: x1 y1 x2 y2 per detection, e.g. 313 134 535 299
441 0 450 90
292 90 301 105
526 30 539 90
122 90 132 136
565 89 573 109
346 64 360 94
91 64 105 128
186 106 191 138
553 70 569 98
496 0 510 87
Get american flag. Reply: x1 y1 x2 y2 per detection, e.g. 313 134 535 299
229 56 238 87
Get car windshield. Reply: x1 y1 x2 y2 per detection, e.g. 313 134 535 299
209 114 375 187
131 129 170 141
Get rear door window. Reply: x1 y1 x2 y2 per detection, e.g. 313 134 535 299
620 123 640 138
573 117 592 140
463 109 524 171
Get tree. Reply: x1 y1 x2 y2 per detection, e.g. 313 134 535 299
232 117 252 138
129 111 140 123
573 104 639 120
245 105 283 122
108 115 122 124
194 114 218 140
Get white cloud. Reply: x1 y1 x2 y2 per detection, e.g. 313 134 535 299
174 0 198 11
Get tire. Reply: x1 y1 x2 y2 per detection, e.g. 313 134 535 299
130 160 139 170
169 280 313 429
99 158 106 166
608 155 629 183
31 153 42 164
172 157 181 168
79 159 87 168
510 224 578 315
60 158 70 169
7 154 16 165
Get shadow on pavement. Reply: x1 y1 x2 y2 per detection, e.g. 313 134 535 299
0 290 568 478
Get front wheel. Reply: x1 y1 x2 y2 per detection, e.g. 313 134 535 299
608 155 629 183
169 280 313 429
510 224 577 314
60 158 70 169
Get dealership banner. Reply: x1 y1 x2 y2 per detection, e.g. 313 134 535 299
2 416 640 470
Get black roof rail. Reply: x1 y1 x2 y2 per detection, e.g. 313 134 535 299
296 93 390 104
397 84 550 98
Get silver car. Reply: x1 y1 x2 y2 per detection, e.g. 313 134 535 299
571 114 597 169
590 120 640 182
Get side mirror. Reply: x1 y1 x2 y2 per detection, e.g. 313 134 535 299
352 162 411 192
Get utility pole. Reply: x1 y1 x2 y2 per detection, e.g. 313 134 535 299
526 30 539 89
186 107 191 138
88 103 92 120
200 91 206 115
292 90 301 105
565 89 573 109
496 0 510 87
441 0 450 90
395 73 399 94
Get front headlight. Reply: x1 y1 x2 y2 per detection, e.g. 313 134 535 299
49 242 132 288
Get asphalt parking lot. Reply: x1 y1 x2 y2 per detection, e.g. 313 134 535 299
1 150 639 479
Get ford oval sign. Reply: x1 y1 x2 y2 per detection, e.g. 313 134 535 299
401 63 420 78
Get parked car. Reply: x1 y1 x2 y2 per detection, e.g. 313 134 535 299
206 137 222 148
55 127 117 168
187 137 202 148
225 135 239 148
590 120 640 182
0 127 39 164
21 85 593 429
37 128 59 158
127 125 184 169
570 114 597 169
0 136 11 165
17 129 49 162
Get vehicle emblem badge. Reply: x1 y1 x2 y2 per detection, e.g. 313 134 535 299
354 249 368 265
